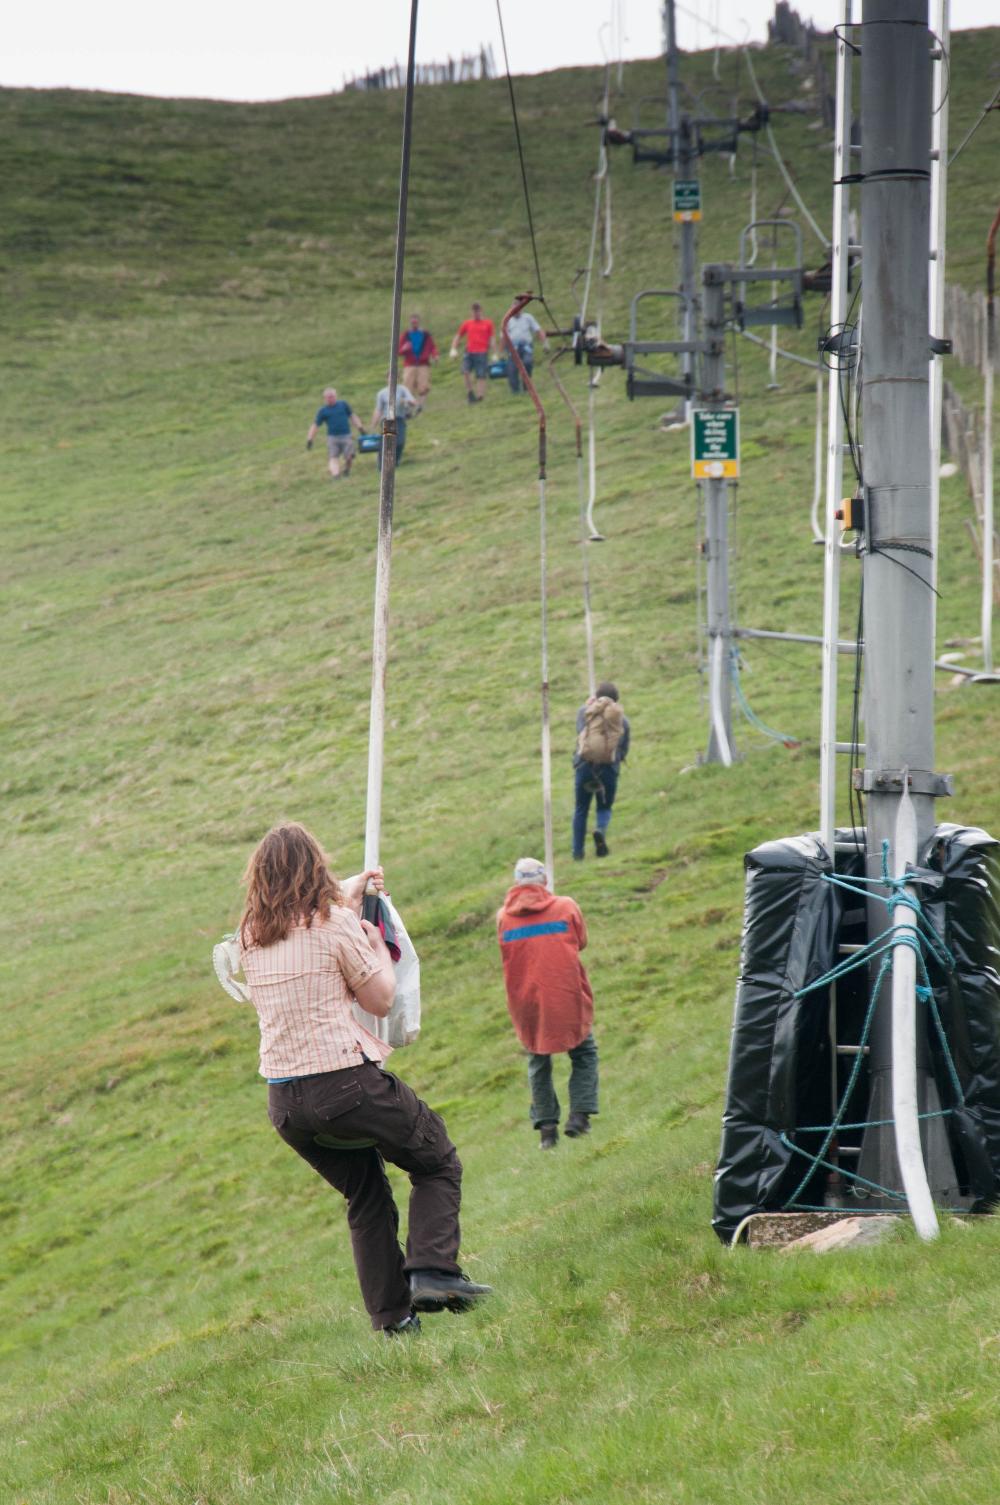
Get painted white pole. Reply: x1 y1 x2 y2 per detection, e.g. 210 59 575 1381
985 205 1000 671
819 0 854 859
768 235 780 390
890 776 940 1241
586 376 604 540
928 0 950 609
810 367 825 543
709 633 734 768
748 145 759 268
981 305 993 671
984 349 995 671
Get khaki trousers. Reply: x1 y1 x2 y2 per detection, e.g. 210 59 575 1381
402 365 430 398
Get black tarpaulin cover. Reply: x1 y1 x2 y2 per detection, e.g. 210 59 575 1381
924 824 1000 1203
711 833 843 1243
712 824 1000 1243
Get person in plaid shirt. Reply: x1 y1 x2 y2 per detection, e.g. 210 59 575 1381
237 823 490 1335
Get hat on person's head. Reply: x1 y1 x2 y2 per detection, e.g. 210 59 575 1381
513 857 547 886
596 680 619 701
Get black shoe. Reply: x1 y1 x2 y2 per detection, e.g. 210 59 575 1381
564 1112 591 1138
383 1311 421 1337
593 830 609 857
467 391 475 404
539 1124 559 1150
409 1269 492 1313
572 852 584 861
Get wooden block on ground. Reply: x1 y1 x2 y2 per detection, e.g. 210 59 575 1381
780 1215 900 1253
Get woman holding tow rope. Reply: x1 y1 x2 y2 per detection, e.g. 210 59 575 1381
238 823 490 1336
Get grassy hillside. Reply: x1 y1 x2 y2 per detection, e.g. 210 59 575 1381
3 29 1000 1505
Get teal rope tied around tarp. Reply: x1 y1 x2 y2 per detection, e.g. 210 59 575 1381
781 840 963 1211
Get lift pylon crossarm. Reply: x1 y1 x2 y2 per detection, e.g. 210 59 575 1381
731 219 805 331
574 290 704 400
623 104 768 152
606 100 768 170
624 289 702 400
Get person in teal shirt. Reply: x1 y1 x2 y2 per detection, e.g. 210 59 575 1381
306 386 364 479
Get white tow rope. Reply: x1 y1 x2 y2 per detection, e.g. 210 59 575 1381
890 776 939 1241
359 0 421 1044
504 293 555 890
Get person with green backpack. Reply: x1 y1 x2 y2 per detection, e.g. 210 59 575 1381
572 681 630 860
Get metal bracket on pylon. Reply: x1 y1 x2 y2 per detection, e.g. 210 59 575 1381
851 768 954 797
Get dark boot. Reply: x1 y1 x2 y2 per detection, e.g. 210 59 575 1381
564 1112 591 1138
539 1124 559 1150
383 1312 421 1337
409 1269 492 1313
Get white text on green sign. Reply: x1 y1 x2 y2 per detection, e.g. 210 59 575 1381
673 179 702 222
691 408 740 479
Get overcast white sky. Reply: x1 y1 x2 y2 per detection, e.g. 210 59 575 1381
2 1 995 101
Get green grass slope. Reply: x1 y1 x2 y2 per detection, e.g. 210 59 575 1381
3 31 1000 1505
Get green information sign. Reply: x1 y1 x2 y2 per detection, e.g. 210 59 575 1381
691 408 740 480
673 179 702 222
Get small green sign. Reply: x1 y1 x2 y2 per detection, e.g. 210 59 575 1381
673 179 702 222
691 408 740 479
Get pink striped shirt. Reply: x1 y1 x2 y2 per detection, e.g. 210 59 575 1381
240 906 392 1078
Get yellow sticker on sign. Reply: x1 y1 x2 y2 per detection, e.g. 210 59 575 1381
691 408 740 480
692 457 739 479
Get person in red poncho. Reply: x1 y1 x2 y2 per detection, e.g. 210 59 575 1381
497 857 599 1150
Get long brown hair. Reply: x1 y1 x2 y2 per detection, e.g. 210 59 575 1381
240 822 342 948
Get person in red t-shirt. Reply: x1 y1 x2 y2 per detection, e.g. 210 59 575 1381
449 300 496 404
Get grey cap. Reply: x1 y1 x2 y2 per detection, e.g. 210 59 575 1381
513 857 547 886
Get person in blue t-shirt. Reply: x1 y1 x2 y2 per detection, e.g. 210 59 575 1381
306 386 365 479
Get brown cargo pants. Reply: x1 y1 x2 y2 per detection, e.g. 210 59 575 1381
267 1061 462 1330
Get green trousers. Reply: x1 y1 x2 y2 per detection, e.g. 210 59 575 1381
527 1032 599 1128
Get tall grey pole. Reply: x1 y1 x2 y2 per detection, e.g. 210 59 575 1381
665 0 696 396
701 265 735 765
664 0 680 162
819 0 855 857
678 117 698 399
855 0 960 1207
928 0 950 605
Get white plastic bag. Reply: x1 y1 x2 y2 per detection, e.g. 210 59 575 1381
385 897 421 1048
352 896 421 1048
213 932 251 1003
